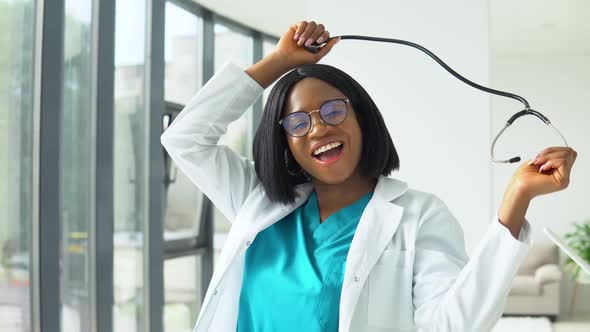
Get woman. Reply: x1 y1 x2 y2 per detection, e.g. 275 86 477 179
161 21 577 332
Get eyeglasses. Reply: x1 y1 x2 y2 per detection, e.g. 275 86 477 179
278 98 350 137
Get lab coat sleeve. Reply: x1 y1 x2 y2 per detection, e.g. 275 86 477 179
160 60 264 223
412 195 532 331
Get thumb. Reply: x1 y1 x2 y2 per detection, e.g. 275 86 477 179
317 36 341 57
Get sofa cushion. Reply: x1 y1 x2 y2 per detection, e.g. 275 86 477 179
534 264 562 285
517 243 558 275
509 276 541 296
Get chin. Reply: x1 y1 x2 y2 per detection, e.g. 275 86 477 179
308 168 356 185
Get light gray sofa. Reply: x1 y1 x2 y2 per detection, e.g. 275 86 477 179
503 243 562 321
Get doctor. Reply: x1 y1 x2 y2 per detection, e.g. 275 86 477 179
161 21 578 332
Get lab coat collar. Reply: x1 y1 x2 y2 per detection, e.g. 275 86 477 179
245 175 409 332
241 174 409 236
206 175 409 332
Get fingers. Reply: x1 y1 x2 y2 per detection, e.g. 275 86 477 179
293 21 308 41
316 31 330 44
295 21 327 47
308 24 325 46
290 20 338 58
317 36 340 57
529 147 577 189
296 21 317 46
528 147 576 166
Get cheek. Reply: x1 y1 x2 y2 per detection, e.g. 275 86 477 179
346 116 364 158
350 128 363 159
287 139 307 163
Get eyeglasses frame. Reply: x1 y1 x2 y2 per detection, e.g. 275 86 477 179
278 98 350 137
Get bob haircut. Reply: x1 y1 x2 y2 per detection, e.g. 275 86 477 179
253 63 400 205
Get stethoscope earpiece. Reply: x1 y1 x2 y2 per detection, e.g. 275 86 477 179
303 35 568 164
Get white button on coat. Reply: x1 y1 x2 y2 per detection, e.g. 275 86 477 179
160 60 533 332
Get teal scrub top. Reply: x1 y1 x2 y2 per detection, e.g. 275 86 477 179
236 189 374 332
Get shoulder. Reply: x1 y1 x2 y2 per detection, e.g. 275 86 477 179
392 183 446 215
388 182 456 229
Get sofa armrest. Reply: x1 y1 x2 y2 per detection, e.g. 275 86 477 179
534 264 562 285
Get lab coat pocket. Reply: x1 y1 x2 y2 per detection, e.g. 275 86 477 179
315 260 346 331
368 248 414 329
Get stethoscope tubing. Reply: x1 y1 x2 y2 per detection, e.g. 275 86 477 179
305 35 569 163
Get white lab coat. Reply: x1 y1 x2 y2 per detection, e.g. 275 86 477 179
160 60 533 332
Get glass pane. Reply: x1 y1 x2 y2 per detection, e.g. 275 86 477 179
163 3 204 241
164 2 202 104
163 255 202 332
0 1 35 331
60 1 94 331
213 23 254 269
262 39 278 109
113 0 147 331
163 108 204 241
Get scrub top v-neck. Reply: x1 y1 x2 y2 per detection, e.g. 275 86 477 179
236 189 374 332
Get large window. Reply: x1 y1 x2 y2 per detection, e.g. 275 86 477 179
1 1 280 330
164 2 203 105
212 21 255 269
163 255 202 332
163 1 204 242
113 0 148 330
163 3 204 331
60 1 95 330
0 1 36 331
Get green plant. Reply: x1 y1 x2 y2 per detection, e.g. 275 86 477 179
564 219 590 280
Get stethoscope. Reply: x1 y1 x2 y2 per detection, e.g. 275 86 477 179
304 35 569 164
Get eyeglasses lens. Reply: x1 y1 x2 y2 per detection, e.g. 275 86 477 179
283 100 347 137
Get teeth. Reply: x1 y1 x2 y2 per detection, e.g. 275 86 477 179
313 141 343 156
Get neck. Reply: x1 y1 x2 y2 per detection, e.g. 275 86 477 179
312 172 377 223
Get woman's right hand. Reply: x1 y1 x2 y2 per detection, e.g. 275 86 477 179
273 21 341 69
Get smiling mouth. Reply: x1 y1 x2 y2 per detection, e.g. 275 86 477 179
312 144 344 165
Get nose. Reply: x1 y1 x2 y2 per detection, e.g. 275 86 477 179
308 110 328 135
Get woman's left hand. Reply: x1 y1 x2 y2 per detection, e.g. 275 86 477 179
510 146 578 200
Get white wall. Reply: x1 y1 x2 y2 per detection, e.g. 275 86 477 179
490 54 590 315
302 0 493 252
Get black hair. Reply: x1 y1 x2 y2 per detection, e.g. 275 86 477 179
252 63 400 205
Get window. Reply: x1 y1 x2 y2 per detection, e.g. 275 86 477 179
163 255 202 332
163 3 206 330
59 1 95 331
164 2 203 105
113 0 148 330
0 1 36 331
163 2 204 241
212 22 254 269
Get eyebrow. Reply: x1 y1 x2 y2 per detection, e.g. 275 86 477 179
291 98 344 113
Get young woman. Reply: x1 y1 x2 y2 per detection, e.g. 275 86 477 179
161 21 577 332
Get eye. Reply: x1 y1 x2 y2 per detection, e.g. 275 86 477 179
326 109 343 117
293 122 306 130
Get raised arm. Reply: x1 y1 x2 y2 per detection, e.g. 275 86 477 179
160 21 341 223
412 195 531 331
160 59 266 223
413 146 577 330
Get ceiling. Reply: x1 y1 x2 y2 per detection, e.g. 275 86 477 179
490 0 590 56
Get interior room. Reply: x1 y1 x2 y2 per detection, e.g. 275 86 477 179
0 0 588 331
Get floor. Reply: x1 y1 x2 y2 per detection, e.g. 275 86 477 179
553 314 590 332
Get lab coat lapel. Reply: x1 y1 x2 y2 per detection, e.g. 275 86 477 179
198 182 315 318
339 175 408 332
197 176 408 331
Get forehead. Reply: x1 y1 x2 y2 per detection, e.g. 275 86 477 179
284 77 346 115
